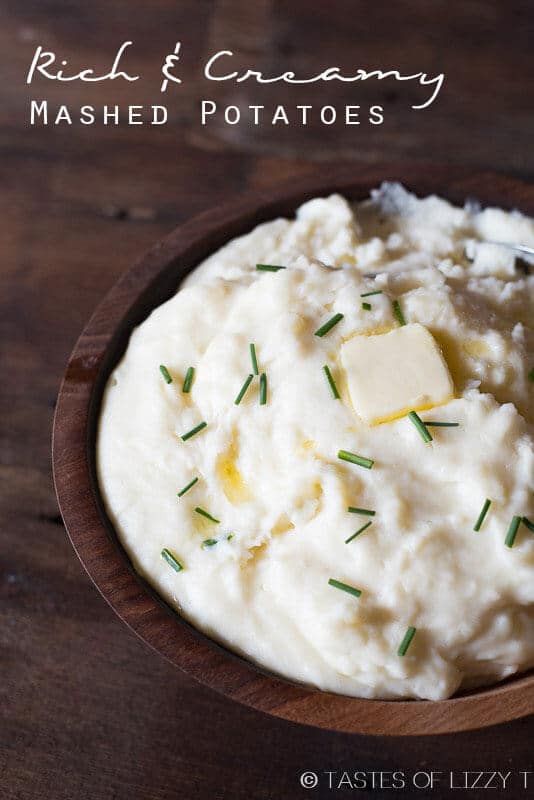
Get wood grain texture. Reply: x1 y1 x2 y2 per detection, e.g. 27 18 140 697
52 165 534 738
3 0 534 797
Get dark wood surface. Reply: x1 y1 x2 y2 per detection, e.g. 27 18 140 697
2 1 534 797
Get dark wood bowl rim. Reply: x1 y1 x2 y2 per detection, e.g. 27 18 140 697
52 164 534 735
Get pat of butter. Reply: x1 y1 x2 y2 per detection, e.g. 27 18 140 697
340 323 454 424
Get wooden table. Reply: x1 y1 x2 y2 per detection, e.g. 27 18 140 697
2 2 533 797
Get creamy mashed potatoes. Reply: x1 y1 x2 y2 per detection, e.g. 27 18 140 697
97 183 534 700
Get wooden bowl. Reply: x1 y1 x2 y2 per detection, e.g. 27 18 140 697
53 164 534 735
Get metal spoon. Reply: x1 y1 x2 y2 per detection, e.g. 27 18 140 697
485 241 534 261
464 239 533 272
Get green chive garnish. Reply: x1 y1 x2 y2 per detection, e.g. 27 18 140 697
315 313 344 337
202 538 218 548
159 364 172 384
250 343 259 375
338 450 374 469
505 515 522 548
345 521 373 544
348 507 375 516
182 366 195 393
362 302 372 311
522 516 534 533
322 365 340 399
256 264 286 272
528 367 534 382
235 374 254 405
408 411 433 443
425 421 459 427
161 548 183 572
177 476 198 497
360 290 383 297
328 578 361 598
392 299 406 326
195 507 220 524
473 498 491 532
181 421 207 441
259 372 267 405
227 533 234 541
397 626 416 657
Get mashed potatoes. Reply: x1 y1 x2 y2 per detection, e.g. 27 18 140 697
97 183 534 700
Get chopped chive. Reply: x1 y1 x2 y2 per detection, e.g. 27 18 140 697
528 367 534 382
522 516 534 533
392 299 406 326
314 312 344 337
345 520 373 544
338 450 374 469
202 538 218 548
408 410 433 443
397 626 416 657
328 578 361 598
234 373 254 405
159 364 172 384
195 507 220 524
505 515 522 548
256 263 286 272
182 366 195 393
425 421 460 427
360 290 383 297
322 365 340 399
181 421 207 441
473 498 491 532
362 302 372 311
348 507 375 516
177 476 199 497
227 533 234 541
161 548 183 573
250 343 259 375
259 372 267 405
